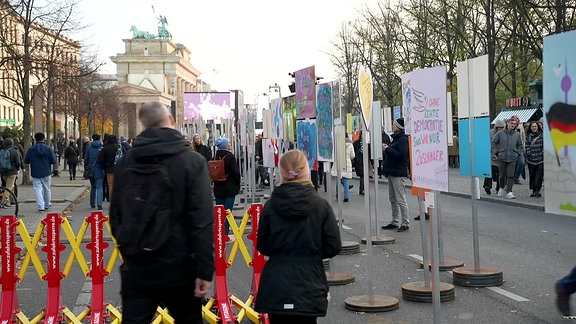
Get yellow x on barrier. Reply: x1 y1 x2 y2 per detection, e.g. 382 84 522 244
226 209 253 267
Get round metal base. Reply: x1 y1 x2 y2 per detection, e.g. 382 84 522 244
326 272 355 286
452 266 504 287
339 241 361 255
344 295 399 312
361 235 396 245
420 258 465 271
401 281 455 303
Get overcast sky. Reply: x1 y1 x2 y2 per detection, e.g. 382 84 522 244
76 0 380 103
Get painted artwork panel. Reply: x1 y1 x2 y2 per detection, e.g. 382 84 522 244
271 98 283 140
458 117 491 177
262 109 273 139
543 30 576 216
295 66 316 119
401 65 449 192
317 83 334 162
283 96 296 142
262 138 277 168
183 92 232 120
296 119 318 171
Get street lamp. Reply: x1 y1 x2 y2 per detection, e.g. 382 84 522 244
268 83 281 99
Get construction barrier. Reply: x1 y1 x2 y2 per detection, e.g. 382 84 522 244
203 203 269 324
0 204 268 324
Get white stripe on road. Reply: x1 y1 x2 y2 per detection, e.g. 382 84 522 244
409 254 530 302
342 224 352 230
486 287 530 302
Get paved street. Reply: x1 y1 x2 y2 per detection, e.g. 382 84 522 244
9 164 575 323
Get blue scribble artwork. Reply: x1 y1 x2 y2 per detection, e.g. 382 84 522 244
271 98 283 140
296 120 318 171
316 83 333 161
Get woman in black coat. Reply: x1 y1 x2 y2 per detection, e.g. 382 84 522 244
255 149 341 324
192 134 212 162
64 140 80 180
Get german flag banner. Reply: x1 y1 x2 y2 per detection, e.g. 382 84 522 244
547 102 576 165
543 30 576 217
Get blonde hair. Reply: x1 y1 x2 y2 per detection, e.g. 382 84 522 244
279 149 313 186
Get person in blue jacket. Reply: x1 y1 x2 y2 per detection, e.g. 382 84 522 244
84 134 105 210
24 132 57 212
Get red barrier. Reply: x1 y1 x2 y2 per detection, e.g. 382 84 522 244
213 205 236 324
246 204 266 299
0 215 21 323
85 211 110 324
41 213 67 323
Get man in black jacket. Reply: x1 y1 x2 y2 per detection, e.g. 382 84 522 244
110 101 214 324
380 118 410 232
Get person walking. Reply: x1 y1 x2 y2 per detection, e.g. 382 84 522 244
380 118 411 232
512 116 526 184
448 131 460 168
84 134 104 210
110 101 214 324
525 121 544 197
212 137 241 240
24 133 57 212
556 266 576 317
353 132 365 195
0 138 24 206
483 120 505 195
192 134 212 162
64 140 80 180
97 134 120 202
255 149 341 324
491 118 523 199
331 137 355 202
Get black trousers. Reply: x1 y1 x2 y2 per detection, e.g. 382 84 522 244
527 163 544 191
483 165 499 190
121 279 203 324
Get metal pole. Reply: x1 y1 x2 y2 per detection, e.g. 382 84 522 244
362 122 374 300
467 61 481 271
418 195 431 286
431 191 443 324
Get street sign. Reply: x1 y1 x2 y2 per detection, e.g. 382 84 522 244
0 119 15 124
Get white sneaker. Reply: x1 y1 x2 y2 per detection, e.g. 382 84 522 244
227 234 236 243
497 189 505 197
506 191 516 199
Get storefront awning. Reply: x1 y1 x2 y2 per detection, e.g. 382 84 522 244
491 108 541 124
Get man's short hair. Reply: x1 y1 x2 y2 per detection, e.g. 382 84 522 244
139 102 170 129
34 132 45 141
92 134 101 141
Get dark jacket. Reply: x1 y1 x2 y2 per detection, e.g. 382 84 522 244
525 132 544 165
84 140 104 179
1 140 23 177
110 127 215 288
353 137 363 176
382 130 409 178
255 182 341 316
64 144 80 165
24 142 57 178
194 143 212 162
212 149 241 198
491 128 522 163
98 135 119 174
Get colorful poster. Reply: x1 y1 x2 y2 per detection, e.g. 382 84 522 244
352 116 360 131
358 65 373 129
317 83 333 162
262 138 277 168
332 80 341 122
296 119 318 171
295 66 316 119
283 96 296 142
183 92 232 120
346 113 353 134
271 98 283 140
402 65 448 192
543 30 576 216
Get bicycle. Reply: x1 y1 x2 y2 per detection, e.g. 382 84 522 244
0 186 19 216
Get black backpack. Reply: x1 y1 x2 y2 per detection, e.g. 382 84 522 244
113 157 175 258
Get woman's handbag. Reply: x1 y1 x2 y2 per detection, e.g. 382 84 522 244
83 162 96 180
